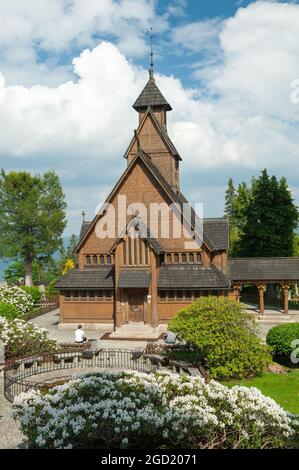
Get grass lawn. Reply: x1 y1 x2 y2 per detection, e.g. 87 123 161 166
223 369 299 414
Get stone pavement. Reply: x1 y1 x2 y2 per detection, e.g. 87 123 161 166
29 309 149 350
0 372 26 449
29 307 299 343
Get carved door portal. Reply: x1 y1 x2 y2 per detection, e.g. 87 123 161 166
128 289 145 322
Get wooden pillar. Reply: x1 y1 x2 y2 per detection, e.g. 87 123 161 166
257 284 266 314
114 245 121 328
233 284 241 302
282 284 290 315
150 251 159 328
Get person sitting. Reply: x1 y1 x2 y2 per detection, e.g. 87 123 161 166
164 331 176 344
75 325 87 344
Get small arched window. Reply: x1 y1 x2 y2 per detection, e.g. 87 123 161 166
182 253 187 263
93 255 98 264
174 253 179 263
86 255 91 265
189 254 194 263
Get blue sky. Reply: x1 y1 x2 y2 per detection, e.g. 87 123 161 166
0 0 299 236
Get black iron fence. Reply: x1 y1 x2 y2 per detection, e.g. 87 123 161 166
4 348 157 403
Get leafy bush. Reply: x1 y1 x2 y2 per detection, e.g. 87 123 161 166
0 317 58 358
0 285 33 316
266 323 299 357
168 297 272 380
0 302 19 320
13 370 296 449
45 279 59 297
20 286 41 305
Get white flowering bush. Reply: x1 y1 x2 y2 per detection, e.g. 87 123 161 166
13 370 296 449
0 317 58 357
0 285 33 316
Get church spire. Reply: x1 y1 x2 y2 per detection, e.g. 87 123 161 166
149 27 154 78
132 28 172 112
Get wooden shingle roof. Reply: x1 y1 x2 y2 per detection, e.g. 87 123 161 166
229 257 299 282
158 264 230 290
133 74 172 111
55 267 114 289
119 270 151 288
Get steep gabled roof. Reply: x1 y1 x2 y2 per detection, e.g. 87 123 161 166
133 74 172 111
124 106 182 161
75 149 223 253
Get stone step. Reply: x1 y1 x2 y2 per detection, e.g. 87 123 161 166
109 322 166 339
258 315 291 321
257 319 296 324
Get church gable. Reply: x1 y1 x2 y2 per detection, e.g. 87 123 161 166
127 112 169 160
77 154 207 261
124 109 180 190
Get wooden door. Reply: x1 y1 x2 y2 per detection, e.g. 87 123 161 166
128 289 145 322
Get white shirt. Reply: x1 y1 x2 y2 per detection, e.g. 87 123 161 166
75 329 85 342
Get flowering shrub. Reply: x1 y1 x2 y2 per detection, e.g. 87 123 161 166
0 317 58 358
0 285 33 316
62 259 75 275
13 370 296 449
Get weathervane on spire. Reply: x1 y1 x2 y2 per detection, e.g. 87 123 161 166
149 27 154 78
82 210 86 222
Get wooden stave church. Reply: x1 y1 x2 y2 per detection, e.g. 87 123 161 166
56 71 299 332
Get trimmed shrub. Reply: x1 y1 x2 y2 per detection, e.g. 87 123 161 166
266 323 299 357
168 297 272 380
0 301 19 320
20 286 41 305
13 371 296 449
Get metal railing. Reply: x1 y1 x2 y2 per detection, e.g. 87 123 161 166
4 348 157 402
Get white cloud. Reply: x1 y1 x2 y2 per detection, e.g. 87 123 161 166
171 18 223 53
0 0 167 86
1 1 299 234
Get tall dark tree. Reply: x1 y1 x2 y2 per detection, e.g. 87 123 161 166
224 178 237 224
237 170 298 257
224 179 251 256
0 170 67 286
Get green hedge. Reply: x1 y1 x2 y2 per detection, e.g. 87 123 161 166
168 296 272 380
266 323 299 357
20 286 41 305
0 301 19 320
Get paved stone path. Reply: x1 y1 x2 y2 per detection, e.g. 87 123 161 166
0 372 26 449
29 309 148 350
